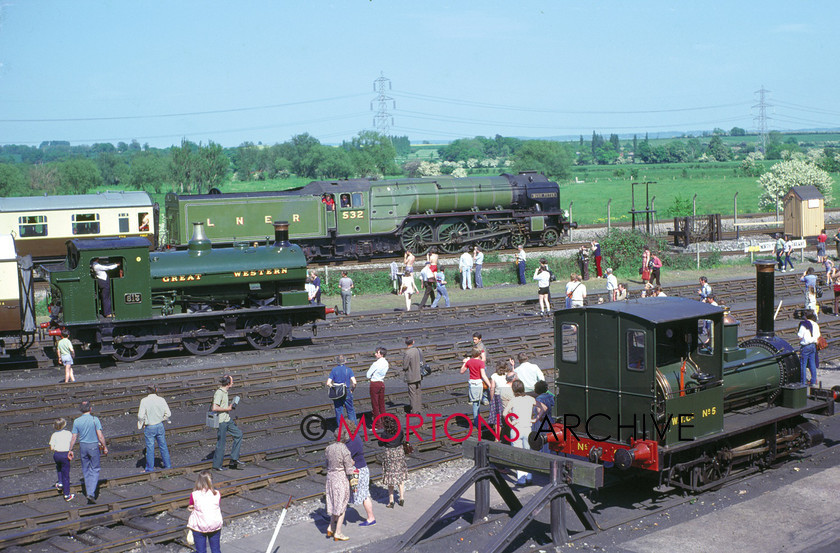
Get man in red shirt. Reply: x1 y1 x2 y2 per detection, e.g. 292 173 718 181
817 229 828 263
459 348 491 426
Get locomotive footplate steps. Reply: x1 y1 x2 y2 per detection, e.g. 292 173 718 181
395 441 602 552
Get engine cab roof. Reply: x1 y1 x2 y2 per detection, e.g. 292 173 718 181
568 297 723 325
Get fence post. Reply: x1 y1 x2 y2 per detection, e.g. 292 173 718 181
734 192 739 240
607 199 612 232
568 202 574 242
694 194 699 270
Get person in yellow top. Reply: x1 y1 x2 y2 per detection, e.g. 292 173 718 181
211 375 245 471
57 330 75 383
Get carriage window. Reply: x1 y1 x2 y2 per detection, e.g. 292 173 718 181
627 330 646 371
339 194 351 208
118 213 130 233
698 319 714 355
560 323 578 362
138 212 151 232
72 213 100 235
18 215 48 237
351 193 364 207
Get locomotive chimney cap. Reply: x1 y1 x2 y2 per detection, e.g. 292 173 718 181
188 222 211 254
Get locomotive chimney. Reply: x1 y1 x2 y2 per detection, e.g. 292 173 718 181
188 222 212 255
273 221 291 247
755 259 776 338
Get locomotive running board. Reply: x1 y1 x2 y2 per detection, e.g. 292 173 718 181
395 440 602 552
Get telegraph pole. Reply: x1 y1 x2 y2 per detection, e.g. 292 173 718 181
753 86 771 154
371 72 395 135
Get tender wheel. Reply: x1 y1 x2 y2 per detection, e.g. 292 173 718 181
509 232 527 248
400 222 433 256
541 227 560 247
112 332 150 362
181 322 224 355
437 220 470 254
245 317 290 350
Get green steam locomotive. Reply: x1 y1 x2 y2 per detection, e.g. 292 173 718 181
43 222 326 361
165 172 575 259
536 260 835 492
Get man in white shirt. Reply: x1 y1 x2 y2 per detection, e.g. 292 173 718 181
473 246 484 288
459 250 473 290
605 268 618 301
365 347 389 427
797 313 820 386
511 352 545 393
91 258 119 317
515 245 527 285
138 385 172 472
569 275 587 308
418 262 436 309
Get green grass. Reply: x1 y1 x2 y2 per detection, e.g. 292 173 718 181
563 163 840 225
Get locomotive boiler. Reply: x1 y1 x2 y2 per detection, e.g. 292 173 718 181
42 222 325 361
165 172 575 259
538 259 833 492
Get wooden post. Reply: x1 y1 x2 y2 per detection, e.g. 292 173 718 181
474 443 490 521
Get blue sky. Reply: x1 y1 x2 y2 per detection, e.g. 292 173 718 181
0 1 837 148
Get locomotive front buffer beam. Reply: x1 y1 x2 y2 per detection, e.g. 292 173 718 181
395 439 602 552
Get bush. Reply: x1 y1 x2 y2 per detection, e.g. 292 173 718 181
599 229 667 276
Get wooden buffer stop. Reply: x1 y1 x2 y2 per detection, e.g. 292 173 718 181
395 439 603 552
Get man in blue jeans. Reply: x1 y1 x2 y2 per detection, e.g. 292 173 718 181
327 355 357 427
137 385 172 472
516 245 527 285
212 375 245 471
69 401 108 503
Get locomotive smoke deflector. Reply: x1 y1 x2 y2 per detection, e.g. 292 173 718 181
188 222 211 256
754 259 776 338
273 221 291 248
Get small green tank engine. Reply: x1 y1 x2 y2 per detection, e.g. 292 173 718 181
538 260 832 492
43 222 325 361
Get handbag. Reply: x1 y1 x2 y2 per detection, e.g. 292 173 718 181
402 441 414 455
186 529 195 546
420 362 432 378
328 383 347 400
817 336 828 351
641 268 651 281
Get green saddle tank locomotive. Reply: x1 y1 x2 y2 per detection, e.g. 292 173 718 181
42 222 326 361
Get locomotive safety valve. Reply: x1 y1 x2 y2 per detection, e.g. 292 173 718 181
614 439 656 470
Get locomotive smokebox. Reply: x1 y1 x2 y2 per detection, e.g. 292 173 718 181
188 222 211 256
755 259 776 338
273 221 291 247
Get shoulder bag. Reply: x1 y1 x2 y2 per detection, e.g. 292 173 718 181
328 383 347 400
817 336 828 351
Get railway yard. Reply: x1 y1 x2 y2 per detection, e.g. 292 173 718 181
0 254 839 553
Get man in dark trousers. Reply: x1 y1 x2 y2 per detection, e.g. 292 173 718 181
402 337 423 414
418 262 436 310
212 375 245 471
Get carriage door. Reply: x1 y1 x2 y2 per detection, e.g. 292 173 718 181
336 192 369 236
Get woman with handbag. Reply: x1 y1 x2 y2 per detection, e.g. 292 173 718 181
378 416 408 508
325 430 356 541
187 471 223 553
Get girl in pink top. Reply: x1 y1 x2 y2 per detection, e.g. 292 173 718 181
188 471 223 553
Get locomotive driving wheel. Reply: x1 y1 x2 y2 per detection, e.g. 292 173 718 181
476 222 506 251
400 221 433 256
245 317 290 350
509 232 527 249
181 322 224 356
541 227 561 247
112 331 150 362
437 219 470 253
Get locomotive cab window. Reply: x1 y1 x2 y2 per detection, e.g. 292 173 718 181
340 194 351 208
18 215 48 238
118 213 130 233
351 193 364 207
72 213 100 235
560 323 578 362
627 330 646 371
698 319 714 355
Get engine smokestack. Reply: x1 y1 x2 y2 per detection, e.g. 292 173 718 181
755 259 776 338
188 222 211 255
273 221 290 247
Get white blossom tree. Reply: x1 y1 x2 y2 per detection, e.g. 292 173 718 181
758 159 833 210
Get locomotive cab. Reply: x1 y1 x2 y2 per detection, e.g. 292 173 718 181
555 298 726 455
43 238 152 324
